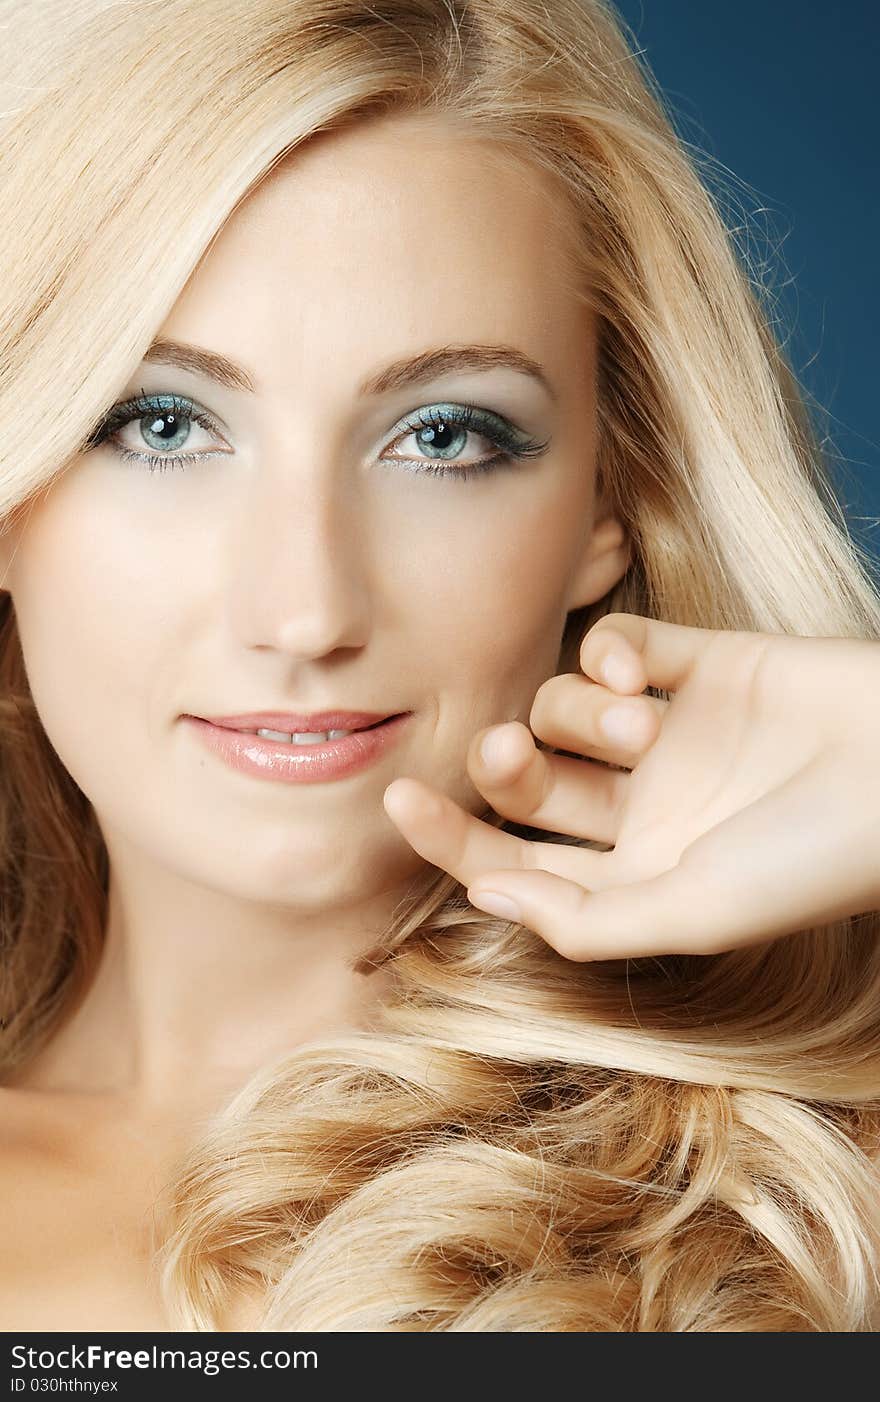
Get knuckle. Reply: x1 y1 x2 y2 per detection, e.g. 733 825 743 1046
696 928 734 957
522 841 545 871
586 612 630 637
550 923 590 961
587 611 633 637
582 612 643 655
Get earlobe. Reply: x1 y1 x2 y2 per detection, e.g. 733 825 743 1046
565 514 631 612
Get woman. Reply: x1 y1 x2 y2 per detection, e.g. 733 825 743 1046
1 0 879 1332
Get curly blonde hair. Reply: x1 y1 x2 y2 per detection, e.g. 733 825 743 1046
2 0 880 1330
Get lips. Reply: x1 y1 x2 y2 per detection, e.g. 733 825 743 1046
195 711 402 734
183 710 412 784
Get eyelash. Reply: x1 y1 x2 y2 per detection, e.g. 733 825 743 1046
84 391 550 482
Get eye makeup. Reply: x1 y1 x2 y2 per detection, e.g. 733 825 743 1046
384 402 550 480
83 389 552 481
82 391 226 470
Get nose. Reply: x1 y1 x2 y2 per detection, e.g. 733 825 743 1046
227 458 372 659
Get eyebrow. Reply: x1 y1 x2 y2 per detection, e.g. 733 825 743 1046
141 338 558 404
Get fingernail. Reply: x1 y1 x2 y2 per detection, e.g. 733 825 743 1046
601 650 636 690
469 889 522 921
600 701 639 744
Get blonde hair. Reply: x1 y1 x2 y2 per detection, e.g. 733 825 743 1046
2 0 880 1331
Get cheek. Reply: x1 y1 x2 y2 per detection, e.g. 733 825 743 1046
399 485 583 720
6 483 177 802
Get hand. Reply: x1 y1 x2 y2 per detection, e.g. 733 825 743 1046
382 612 880 960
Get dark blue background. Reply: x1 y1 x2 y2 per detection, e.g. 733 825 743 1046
613 1 878 565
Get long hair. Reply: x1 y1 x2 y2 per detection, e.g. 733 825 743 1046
2 0 880 1331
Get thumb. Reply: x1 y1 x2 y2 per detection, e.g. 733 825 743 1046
467 860 722 961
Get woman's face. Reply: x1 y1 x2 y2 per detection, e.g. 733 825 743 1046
0 115 628 914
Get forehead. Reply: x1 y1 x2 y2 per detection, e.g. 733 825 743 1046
159 114 592 393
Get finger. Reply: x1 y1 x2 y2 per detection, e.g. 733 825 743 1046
657 753 880 938
581 611 724 696
467 756 871 960
528 672 666 762
383 776 610 890
466 719 629 845
473 719 633 842
466 861 726 961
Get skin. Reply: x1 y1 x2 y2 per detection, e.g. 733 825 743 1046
426 613 880 959
1 109 878 1333
0 112 630 1123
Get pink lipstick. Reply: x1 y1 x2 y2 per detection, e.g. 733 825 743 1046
181 711 411 784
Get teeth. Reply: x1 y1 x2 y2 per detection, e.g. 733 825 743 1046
255 727 353 744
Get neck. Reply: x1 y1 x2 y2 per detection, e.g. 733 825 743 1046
13 829 404 1114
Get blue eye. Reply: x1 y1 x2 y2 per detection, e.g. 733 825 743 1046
83 392 550 480
83 391 229 473
383 403 550 480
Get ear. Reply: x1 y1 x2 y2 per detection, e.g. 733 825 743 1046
564 509 631 613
